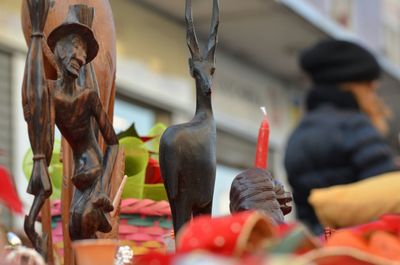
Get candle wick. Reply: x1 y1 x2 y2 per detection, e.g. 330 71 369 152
260 106 267 117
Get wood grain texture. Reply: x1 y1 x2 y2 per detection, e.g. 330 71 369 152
21 3 120 264
21 0 116 118
159 0 219 236
22 0 53 259
97 149 125 240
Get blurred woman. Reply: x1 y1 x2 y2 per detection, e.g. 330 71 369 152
284 39 399 234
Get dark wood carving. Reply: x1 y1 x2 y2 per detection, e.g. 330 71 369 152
22 1 118 263
274 177 293 216
21 0 117 119
22 0 53 258
159 0 219 235
48 3 119 240
22 2 119 256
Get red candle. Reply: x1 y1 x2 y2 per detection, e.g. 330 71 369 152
254 107 270 169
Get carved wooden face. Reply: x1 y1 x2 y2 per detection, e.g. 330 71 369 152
185 0 218 96
55 34 87 79
189 58 216 96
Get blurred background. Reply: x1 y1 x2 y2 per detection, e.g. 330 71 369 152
1 0 400 229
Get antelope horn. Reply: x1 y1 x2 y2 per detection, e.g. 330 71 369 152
207 0 219 62
185 0 200 59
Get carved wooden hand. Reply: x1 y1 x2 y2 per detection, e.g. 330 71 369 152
22 0 54 258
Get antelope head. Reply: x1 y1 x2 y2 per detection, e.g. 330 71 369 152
186 0 219 96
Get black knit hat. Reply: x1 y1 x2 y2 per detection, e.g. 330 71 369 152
300 39 381 84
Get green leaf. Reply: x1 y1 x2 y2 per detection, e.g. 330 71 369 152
116 123 140 140
119 137 149 176
122 179 144 199
145 123 167 161
22 149 33 182
143 183 168 201
119 136 149 199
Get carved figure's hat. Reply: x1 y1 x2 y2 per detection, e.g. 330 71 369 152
47 4 99 63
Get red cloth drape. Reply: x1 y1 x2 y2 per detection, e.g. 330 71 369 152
0 165 23 214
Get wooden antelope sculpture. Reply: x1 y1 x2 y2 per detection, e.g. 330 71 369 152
159 0 219 235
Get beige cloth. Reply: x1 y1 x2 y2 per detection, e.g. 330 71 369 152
308 172 400 228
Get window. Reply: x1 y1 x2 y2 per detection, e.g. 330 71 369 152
212 164 242 216
329 0 353 28
113 96 157 136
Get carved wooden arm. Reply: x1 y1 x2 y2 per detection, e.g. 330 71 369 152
91 91 119 196
22 0 54 258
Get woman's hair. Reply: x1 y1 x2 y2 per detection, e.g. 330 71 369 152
342 82 392 135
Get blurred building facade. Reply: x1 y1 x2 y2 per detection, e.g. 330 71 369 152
306 0 400 64
0 0 400 225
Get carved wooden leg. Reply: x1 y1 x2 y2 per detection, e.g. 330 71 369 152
98 149 125 239
70 181 114 240
24 194 48 258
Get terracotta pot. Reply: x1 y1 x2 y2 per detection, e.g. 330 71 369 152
73 239 119 265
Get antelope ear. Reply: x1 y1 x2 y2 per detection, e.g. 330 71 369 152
206 0 219 62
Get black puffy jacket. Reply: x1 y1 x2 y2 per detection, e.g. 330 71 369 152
284 104 398 234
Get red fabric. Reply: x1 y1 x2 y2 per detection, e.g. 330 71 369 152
140 136 156 142
177 211 267 256
0 166 23 214
312 255 386 265
326 215 400 261
347 214 400 235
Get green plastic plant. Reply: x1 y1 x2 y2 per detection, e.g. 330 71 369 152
118 123 168 201
145 123 167 161
119 136 149 199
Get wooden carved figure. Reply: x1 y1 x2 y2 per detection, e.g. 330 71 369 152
48 4 119 240
22 0 52 256
159 0 219 235
23 2 119 254
21 0 117 122
22 1 119 263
